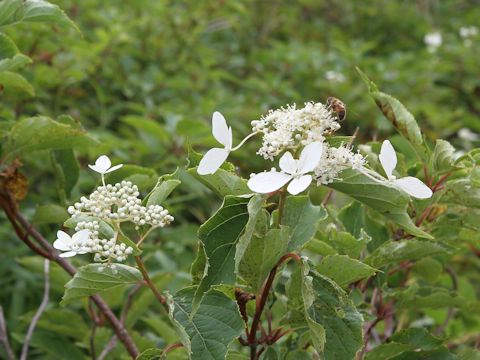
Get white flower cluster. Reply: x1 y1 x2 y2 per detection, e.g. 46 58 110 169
460 26 478 39
313 145 366 185
424 31 442 52
68 181 174 228
252 102 340 160
459 26 478 47
54 155 175 264
73 220 134 262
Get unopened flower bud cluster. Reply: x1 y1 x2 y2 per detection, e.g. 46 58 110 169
74 220 133 262
251 102 340 160
65 180 173 263
68 181 174 228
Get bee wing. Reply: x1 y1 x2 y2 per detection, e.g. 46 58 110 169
394 177 433 199
379 140 397 178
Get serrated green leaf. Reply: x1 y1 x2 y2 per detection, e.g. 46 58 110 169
357 68 425 158
61 263 142 304
390 328 443 350
338 201 365 237
3 116 95 158
146 179 181 206
327 230 368 258
169 287 243 360
393 285 468 309
431 140 456 173
0 0 79 30
238 226 289 292
471 167 480 188
389 348 457 360
194 196 249 307
328 168 432 238
52 149 79 198
190 241 207 285
365 343 414 360
0 0 23 27
442 178 480 209
305 238 337 256
187 167 251 198
0 70 34 96
316 255 378 286
234 194 267 272
287 260 363 359
282 195 327 251
365 240 446 268
0 53 31 71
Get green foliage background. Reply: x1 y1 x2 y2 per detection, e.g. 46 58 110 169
1 0 480 359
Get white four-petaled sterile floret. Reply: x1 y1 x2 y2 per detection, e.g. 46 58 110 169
53 230 91 258
248 142 323 195
197 112 233 175
377 140 432 199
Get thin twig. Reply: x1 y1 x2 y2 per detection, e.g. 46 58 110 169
0 306 15 360
97 336 118 360
21 259 50 360
162 342 184 356
356 318 381 360
135 256 167 306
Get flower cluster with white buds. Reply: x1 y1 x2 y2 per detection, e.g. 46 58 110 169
252 102 340 160
73 220 134 262
55 155 174 264
67 181 173 228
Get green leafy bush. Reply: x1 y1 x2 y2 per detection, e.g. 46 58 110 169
0 1 479 360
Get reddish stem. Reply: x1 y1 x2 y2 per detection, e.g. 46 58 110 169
431 172 451 192
247 253 301 359
134 256 167 306
163 342 183 355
